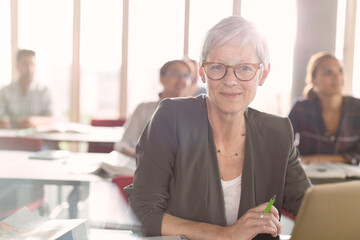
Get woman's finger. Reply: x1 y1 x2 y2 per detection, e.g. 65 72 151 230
247 213 280 233
249 202 280 220
250 224 278 238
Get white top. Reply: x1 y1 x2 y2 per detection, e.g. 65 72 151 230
114 101 159 154
221 175 242 225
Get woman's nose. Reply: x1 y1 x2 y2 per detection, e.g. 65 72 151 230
222 69 238 86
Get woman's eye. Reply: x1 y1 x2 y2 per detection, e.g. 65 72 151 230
324 69 332 75
210 64 224 70
237 65 253 72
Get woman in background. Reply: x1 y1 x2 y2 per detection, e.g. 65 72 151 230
181 57 207 97
115 60 191 158
289 51 360 165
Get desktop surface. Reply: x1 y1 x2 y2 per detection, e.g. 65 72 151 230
88 230 292 240
0 126 123 143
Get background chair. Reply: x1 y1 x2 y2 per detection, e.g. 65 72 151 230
0 137 45 220
88 118 126 153
282 208 296 221
0 137 43 151
111 176 133 204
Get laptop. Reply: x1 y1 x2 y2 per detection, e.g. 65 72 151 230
290 180 360 240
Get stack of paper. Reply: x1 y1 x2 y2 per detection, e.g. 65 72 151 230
67 151 136 176
0 208 87 240
302 162 360 179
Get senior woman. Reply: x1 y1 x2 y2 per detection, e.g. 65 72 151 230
125 16 311 240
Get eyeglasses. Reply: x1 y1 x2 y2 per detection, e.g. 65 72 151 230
202 62 263 81
165 71 191 80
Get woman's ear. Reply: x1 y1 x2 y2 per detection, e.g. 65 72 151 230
199 66 206 83
258 63 270 86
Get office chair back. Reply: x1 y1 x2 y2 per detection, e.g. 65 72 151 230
112 176 133 204
88 118 126 153
0 137 43 151
91 118 126 127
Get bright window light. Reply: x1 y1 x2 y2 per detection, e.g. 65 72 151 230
0 0 11 87
127 0 185 115
242 0 297 116
335 0 346 60
80 0 123 122
353 2 360 98
188 0 233 61
18 0 73 120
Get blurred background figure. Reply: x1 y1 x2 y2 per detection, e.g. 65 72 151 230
114 59 191 158
0 49 53 129
181 57 206 97
289 51 360 165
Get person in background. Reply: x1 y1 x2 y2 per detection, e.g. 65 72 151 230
125 16 311 239
114 60 191 158
181 57 207 97
0 49 53 129
289 51 360 165
0 50 53 217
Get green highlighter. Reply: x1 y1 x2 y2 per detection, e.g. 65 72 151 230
264 195 276 213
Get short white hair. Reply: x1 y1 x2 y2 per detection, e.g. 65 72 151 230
200 16 269 67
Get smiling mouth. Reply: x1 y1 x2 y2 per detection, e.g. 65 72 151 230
220 92 242 98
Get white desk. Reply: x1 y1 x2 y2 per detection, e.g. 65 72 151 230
0 126 123 143
88 230 291 240
0 151 108 218
89 229 139 240
0 150 106 182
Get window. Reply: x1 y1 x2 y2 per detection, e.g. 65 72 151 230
18 0 73 120
0 0 11 87
80 0 123 122
242 0 297 116
335 0 346 60
353 1 360 98
127 0 185 115
188 0 233 61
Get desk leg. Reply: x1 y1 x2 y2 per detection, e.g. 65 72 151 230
68 185 80 218
57 186 62 207
67 184 90 219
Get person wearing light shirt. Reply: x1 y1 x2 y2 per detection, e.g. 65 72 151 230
114 60 191 158
0 49 53 129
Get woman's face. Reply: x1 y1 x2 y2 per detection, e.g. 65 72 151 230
313 57 344 97
200 44 265 115
161 63 191 97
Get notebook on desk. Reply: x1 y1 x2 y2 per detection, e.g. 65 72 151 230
290 180 360 240
301 162 360 179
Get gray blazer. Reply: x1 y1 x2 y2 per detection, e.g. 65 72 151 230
125 95 311 237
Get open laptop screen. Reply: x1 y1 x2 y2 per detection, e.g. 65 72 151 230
290 180 360 240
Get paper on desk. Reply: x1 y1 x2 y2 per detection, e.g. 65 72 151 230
302 162 360 179
67 151 136 176
0 207 87 240
35 122 92 134
28 150 71 160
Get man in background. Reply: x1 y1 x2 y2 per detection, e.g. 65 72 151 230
0 49 53 129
